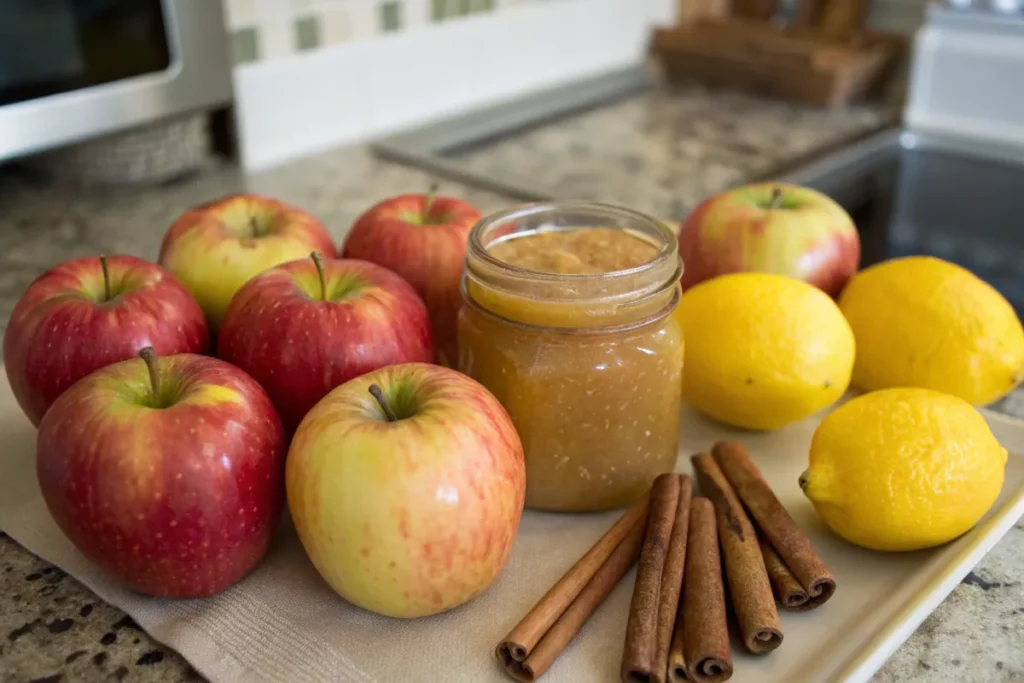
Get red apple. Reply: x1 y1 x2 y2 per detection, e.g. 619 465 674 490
678 183 860 298
287 362 525 618
3 255 209 426
218 253 435 434
159 194 338 329
37 348 286 598
342 189 482 367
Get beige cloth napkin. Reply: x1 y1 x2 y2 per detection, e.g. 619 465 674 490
3 372 1023 683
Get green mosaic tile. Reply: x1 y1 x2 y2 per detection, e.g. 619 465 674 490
458 0 472 15
380 1 402 32
294 15 320 51
470 0 495 10
431 0 447 21
230 27 260 65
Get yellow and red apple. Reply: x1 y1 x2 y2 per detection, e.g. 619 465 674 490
159 194 337 329
218 253 435 434
286 362 525 618
36 349 286 598
342 190 482 366
3 255 209 426
678 183 860 298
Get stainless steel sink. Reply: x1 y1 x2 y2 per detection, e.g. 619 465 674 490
372 67 896 218
373 66 653 201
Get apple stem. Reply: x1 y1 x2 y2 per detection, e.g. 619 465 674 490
368 384 398 422
310 251 327 301
423 182 440 220
767 187 784 210
139 347 162 409
99 255 111 301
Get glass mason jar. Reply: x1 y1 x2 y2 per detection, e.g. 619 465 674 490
458 202 684 512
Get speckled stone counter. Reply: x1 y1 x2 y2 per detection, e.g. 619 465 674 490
0 89 1021 683
448 86 898 220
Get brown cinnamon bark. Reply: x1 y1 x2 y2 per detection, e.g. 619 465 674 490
668 498 733 683
498 492 651 675
652 476 693 682
691 453 783 654
712 441 836 610
759 537 809 610
667 613 687 682
502 515 648 681
621 473 682 683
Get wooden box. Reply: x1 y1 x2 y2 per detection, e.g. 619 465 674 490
651 19 904 107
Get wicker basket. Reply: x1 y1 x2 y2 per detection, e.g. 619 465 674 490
24 113 212 187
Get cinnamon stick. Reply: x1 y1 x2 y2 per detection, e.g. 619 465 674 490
507 517 647 681
651 476 693 683
667 606 688 682
497 494 651 681
622 473 682 683
668 498 733 683
691 453 782 654
760 536 809 610
712 441 836 610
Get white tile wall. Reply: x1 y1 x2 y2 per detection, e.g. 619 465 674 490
222 0 559 64
230 0 677 170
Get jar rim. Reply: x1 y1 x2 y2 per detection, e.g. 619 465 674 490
461 275 682 335
462 201 683 331
466 200 678 284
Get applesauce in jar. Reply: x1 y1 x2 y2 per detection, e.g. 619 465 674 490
459 203 684 512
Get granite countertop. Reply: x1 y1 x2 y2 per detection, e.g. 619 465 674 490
0 87 1021 683
448 85 898 220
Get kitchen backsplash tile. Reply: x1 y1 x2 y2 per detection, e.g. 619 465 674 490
228 0 675 170
403 0 430 28
380 1 402 32
224 0 555 65
230 26 261 64
318 10 352 44
252 0 295 59
294 15 321 50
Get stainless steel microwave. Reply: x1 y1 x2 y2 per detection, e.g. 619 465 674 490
0 0 232 162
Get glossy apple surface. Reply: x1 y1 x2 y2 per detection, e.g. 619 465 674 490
342 192 482 366
36 350 286 598
159 194 338 329
678 183 860 297
3 255 209 426
287 362 525 618
218 254 435 434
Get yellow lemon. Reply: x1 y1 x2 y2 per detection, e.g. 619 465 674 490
675 272 855 430
838 256 1024 405
801 388 1006 551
